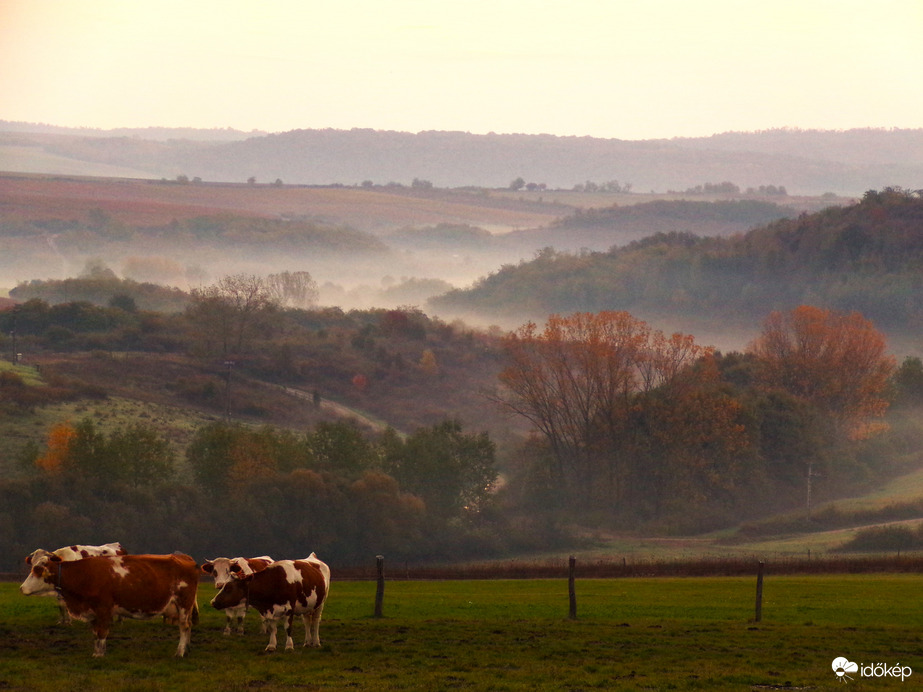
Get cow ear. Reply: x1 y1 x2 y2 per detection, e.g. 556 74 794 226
25 555 32 565
201 562 214 574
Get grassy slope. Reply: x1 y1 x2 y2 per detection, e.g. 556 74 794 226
6 351 923 560
0 354 355 480
2 577 920 690
0 145 158 179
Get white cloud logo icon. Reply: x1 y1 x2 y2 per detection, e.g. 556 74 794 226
832 657 859 682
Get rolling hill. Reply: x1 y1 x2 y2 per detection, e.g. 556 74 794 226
3 122 923 196
430 188 923 354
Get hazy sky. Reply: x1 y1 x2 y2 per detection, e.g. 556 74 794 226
2 0 921 140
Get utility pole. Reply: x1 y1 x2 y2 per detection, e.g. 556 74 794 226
224 360 234 423
806 461 822 516
9 305 18 364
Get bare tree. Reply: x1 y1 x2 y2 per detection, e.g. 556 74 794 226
265 271 318 309
188 274 275 355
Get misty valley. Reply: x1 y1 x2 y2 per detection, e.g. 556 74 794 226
1 161 923 572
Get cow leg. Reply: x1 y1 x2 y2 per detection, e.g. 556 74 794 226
265 618 279 652
284 612 295 651
306 604 324 647
222 611 233 636
235 605 246 635
300 613 311 647
176 617 192 657
57 598 72 625
91 614 111 658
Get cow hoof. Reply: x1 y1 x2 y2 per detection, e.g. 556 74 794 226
265 646 277 653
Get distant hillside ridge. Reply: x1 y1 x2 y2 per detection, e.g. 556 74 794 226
429 188 923 331
498 199 794 253
0 120 264 141
2 123 922 195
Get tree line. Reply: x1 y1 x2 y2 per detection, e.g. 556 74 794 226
1 271 921 564
0 415 499 570
496 306 907 530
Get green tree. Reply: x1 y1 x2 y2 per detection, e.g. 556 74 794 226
186 422 240 493
384 419 497 519
107 424 174 488
306 421 377 478
67 418 112 480
892 356 923 405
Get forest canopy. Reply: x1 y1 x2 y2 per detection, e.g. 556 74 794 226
431 188 923 329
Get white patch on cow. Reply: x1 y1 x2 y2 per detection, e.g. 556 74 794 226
302 587 319 610
19 569 52 596
110 557 130 578
279 561 302 584
269 602 291 619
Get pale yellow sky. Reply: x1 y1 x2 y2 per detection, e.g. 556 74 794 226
1 0 921 139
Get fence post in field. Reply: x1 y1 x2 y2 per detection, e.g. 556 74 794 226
568 555 577 620
754 560 765 623
374 555 385 618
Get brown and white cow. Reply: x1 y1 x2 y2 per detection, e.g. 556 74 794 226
200 555 273 634
211 553 329 652
20 552 199 658
24 542 127 624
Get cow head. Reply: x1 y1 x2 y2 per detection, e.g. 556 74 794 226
202 557 263 589
210 571 253 611
24 548 55 567
202 557 242 589
19 555 61 595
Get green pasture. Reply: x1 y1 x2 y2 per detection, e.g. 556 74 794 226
2 575 920 690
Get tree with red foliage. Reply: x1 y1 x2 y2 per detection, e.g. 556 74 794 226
748 305 895 439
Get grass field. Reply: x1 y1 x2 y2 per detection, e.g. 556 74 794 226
2 575 920 690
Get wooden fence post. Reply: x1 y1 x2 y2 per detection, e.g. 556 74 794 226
568 555 577 620
374 555 385 618
754 560 764 623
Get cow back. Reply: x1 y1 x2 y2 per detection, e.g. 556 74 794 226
56 553 198 617
247 560 327 616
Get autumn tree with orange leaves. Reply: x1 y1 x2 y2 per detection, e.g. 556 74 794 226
748 305 895 440
496 311 749 515
35 422 77 474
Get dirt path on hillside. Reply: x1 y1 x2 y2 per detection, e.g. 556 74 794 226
279 385 401 435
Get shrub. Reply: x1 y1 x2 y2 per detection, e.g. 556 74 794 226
836 524 922 552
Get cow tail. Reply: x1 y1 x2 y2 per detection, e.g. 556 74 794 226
192 600 200 625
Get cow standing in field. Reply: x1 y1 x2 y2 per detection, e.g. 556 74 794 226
211 553 329 652
24 542 126 624
19 552 199 658
201 555 273 634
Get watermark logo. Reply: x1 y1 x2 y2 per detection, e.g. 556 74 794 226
832 657 858 683
832 657 912 683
